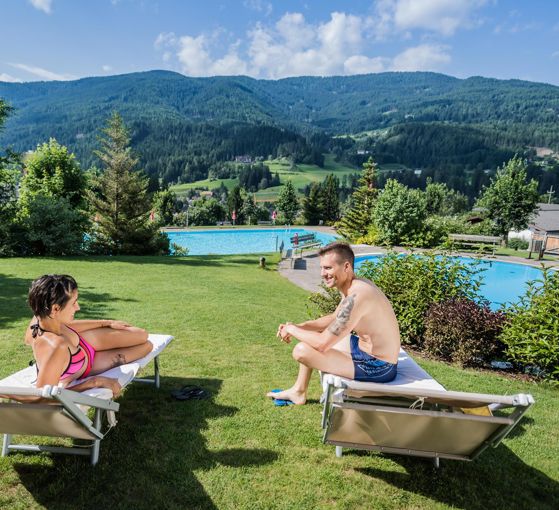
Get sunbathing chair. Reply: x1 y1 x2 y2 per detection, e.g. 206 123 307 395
0 333 173 465
321 349 534 467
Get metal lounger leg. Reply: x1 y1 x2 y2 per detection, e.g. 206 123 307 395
2 434 11 457
336 446 343 458
90 408 103 466
154 356 160 389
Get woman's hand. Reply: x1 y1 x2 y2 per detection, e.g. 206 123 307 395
93 376 122 397
107 320 131 330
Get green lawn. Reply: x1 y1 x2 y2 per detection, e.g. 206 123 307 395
0 256 558 509
170 155 359 202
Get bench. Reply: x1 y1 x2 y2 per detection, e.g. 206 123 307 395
448 234 501 253
0 333 173 465
257 220 272 225
290 233 322 256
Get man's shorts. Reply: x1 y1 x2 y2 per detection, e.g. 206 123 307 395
350 334 397 383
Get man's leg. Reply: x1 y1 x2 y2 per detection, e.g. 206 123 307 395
266 340 354 405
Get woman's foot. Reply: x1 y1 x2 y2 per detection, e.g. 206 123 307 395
266 387 307 405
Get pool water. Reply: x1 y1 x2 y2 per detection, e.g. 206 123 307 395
355 254 543 309
166 228 338 256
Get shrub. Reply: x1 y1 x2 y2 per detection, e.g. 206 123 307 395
19 194 90 256
307 283 341 318
499 267 559 379
507 238 529 251
424 299 506 367
357 251 483 345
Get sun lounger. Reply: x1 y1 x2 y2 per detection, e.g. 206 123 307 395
0 333 173 465
321 349 534 466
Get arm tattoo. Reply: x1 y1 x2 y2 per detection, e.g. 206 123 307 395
327 294 356 336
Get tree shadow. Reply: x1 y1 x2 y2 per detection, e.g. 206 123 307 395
0 272 138 328
352 441 558 510
12 377 278 510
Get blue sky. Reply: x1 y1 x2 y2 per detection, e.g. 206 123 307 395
2 0 559 85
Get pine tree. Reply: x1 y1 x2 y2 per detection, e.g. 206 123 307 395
303 182 322 225
320 174 340 224
277 180 299 224
337 157 378 240
88 113 168 255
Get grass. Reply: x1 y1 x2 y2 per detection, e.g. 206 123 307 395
170 155 359 202
1 255 558 509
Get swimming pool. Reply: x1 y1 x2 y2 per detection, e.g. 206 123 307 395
166 228 338 256
355 254 543 309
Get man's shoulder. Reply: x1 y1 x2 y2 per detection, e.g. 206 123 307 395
349 278 379 299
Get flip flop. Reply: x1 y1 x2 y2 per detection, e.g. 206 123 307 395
270 388 295 407
172 386 211 400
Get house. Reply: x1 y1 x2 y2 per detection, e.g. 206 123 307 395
530 203 559 253
510 203 559 253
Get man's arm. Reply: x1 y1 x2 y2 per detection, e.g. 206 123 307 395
284 294 361 352
295 313 337 332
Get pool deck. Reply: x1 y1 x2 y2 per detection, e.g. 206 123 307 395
279 243 559 293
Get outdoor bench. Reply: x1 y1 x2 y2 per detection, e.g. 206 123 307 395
448 233 501 252
0 333 173 465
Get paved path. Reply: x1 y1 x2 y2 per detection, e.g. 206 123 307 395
279 243 559 293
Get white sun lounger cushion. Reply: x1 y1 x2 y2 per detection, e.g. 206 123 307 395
322 348 446 395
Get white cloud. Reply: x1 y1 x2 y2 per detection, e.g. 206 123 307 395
102 65 112 72
155 10 455 79
391 43 451 71
344 55 387 74
9 63 75 81
29 0 52 14
0 73 23 83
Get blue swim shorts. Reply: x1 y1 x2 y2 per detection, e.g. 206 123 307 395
350 334 397 383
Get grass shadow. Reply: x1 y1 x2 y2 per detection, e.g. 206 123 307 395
0 272 138 328
353 443 559 510
12 377 278 510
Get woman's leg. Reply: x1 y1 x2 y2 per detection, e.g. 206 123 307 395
81 326 149 351
89 342 153 375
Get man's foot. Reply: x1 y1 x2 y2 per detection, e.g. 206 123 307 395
266 388 307 405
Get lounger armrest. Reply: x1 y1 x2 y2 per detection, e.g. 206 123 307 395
0 385 119 412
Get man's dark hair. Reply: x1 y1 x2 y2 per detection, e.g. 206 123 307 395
318 242 355 268
28 274 78 318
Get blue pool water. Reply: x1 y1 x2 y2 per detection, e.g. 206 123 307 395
355 254 543 309
166 228 338 256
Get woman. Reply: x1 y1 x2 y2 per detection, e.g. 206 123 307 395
22 274 152 398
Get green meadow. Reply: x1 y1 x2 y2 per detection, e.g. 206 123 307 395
0 255 557 509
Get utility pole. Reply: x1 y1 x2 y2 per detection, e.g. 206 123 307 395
546 186 555 204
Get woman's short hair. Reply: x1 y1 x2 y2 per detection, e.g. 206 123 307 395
28 274 78 318
318 242 355 268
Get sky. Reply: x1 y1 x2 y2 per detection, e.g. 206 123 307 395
1 0 559 85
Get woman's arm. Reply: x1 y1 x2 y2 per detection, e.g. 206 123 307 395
68 319 131 333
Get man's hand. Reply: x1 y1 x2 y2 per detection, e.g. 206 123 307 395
276 322 292 343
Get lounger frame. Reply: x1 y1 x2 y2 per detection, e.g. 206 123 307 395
321 379 534 466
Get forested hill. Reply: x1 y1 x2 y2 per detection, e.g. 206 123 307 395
1 70 559 182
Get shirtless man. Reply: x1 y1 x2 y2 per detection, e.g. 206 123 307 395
267 242 400 405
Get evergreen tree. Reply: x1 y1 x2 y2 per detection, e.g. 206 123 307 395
88 113 168 255
227 185 245 223
477 156 539 240
320 174 340 224
241 193 258 225
337 157 378 240
303 182 322 225
276 180 299 224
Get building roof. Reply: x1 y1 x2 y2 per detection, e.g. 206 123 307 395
530 203 559 233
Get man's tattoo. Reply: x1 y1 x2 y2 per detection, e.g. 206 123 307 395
327 294 356 335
